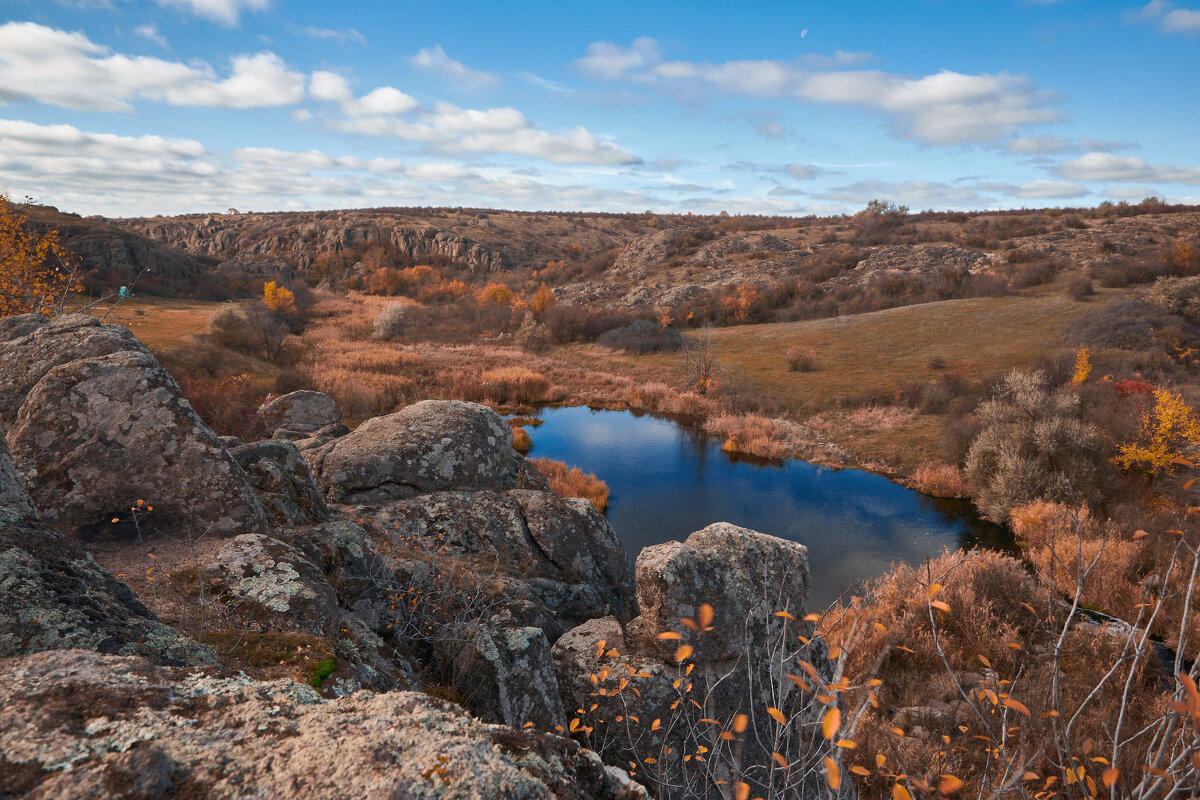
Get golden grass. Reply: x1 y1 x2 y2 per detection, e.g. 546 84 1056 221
528 457 609 512
511 426 532 453
906 462 971 498
76 296 228 351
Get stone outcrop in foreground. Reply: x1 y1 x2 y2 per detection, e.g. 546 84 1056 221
0 649 647 800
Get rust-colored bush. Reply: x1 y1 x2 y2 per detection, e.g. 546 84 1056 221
909 462 970 498
528 457 609 512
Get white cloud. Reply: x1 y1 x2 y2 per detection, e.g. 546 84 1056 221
1135 0 1200 33
1055 152 1200 183
1003 135 1138 155
0 118 654 216
979 179 1089 199
411 45 501 90
154 0 269 27
0 23 304 110
574 37 661 80
309 72 638 165
296 26 365 45
133 23 168 48
575 38 1061 145
162 52 305 108
819 179 991 209
785 163 822 180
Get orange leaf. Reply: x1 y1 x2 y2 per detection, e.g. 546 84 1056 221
767 707 787 725
735 782 750 800
772 752 788 769
822 708 842 740
938 775 964 794
674 645 694 663
930 600 951 613
657 631 682 640
850 765 871 776
1002 697 1031 717
978 654 992 668
774 610 797 620
893 782 913 800
824 757 841 790
1102 767 1119 788
698 603 714 627
927 583 944 600
1133 529 1149 539
803 613 820 622
733 713 749 733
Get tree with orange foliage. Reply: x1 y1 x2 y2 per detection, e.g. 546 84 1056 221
1114 387 1200 479
477 282 516 307
530 282 556 314
262 281 297 316
0 195 82 317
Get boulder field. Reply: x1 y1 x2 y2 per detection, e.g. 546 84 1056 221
0 314 850 799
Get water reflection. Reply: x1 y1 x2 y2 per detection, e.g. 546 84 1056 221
524 406 1011 609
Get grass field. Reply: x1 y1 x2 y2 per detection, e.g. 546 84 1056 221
73 296 226 351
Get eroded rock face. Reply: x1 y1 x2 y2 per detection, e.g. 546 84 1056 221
230 439 330 524
553 523 849 800
7 346 267 536
308 400 525 502
0 650 646 800
259 390 344 439
454 622 567 731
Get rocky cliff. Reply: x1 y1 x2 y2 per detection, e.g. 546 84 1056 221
0 313 847 799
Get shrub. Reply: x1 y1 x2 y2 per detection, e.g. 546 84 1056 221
173 372 268 441
514 312 550 354
372 303 408 340
511 425 532 454
785 347 816 372
963 370 1103 521
597 320 684 354
527 457 609 512
909 462 970 498
1066 274 1094 300
477 367 550 404
208 303 254 350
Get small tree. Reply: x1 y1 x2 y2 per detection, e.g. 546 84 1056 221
1071 346 1092 384
0 195 82 317
1113 388 1200 479
262 281 297 316
683 326 720 395
530 283 556 315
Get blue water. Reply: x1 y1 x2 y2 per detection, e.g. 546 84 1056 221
522 406 1009 608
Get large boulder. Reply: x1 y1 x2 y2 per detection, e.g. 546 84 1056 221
259 389 344 439
553 523 849 800
307 400 527 503
8 350 268 536
454 621 567 731
1 317 266 536
0 650 647 800
0 431 216 666
230 439 330 524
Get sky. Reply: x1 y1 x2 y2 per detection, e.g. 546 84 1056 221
0 0 1197 217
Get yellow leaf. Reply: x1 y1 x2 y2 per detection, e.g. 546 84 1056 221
893 782 913 800
927 583 944 600
930 600 951 613
850 765 871 776
876 754 887 768
824 757 841 790
822 708 841 740
938 775 964 794
836 739 856 749
767 707 787 725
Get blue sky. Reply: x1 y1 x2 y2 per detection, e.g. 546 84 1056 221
0 0 1197 216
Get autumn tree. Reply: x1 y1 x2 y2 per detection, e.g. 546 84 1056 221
1113 387 1200 479
0 195 82 317
530 282 556 314
262 281 297 316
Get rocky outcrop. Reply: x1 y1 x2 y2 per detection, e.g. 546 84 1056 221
2 315 267 536
259 389 344 440
0 649 646 800
229 439 330 524
0 435 216 666
307 400 530 503
553 523 849 800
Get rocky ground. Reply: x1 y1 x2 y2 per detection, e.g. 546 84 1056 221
0 313 851 799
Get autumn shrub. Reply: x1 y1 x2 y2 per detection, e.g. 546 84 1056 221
597 320 684 354
208 303 255 351
477 367 550 404
1066 273 1095 300
909 463 970 498
964 369 1103 521
785 347 816 372
511 425 532 454
372 303 408 340
527 457 609 512
704 414 819 461
514 312 550 354
173 372 268 441
0 195 82 317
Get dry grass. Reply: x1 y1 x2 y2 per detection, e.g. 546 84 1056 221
511 426 532 453
703 413 847 464
907 462 971 498
528 457 609 512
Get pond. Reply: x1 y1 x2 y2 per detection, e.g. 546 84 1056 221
522 406 1010 609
